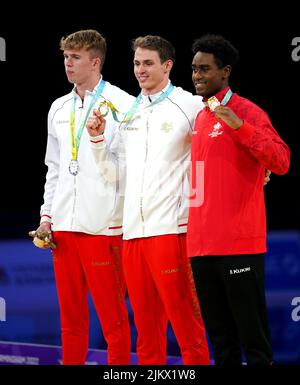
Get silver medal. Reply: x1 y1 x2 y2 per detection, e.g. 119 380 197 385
69 159 79 176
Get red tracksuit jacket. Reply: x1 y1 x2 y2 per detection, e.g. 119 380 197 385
187 87 290 257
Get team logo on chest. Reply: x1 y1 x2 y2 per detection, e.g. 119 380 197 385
161 121 173 133
208 122 224 137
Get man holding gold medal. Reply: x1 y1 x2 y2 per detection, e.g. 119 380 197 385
87 35 210 365
187 34 290 365
34 29 134 365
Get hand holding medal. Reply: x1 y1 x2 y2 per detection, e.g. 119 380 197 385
206 89 242 129
86 108 106 136
29 229 56 249
98 100 123 123
207 96 224 120
98 100 120 117
213 105 243 130
207 96 225 121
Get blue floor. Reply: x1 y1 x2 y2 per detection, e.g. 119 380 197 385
1 232 300 364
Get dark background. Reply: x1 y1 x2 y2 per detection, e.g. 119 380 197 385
0 7 299 238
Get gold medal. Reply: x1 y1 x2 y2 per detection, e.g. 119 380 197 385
207 96 220 111
98 101 109 116
28 230 56 249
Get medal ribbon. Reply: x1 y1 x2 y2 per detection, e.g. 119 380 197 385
97 100 122 122
95 83 175 126
204 88 233 107
70 79 106 160
122 83 175 124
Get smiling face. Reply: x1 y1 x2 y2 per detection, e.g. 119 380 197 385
133 47 173 95
192 51 231 98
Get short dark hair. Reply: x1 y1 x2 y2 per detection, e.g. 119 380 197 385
132 35 175 63
192 34 239 69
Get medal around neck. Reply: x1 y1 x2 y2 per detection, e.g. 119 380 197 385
207 96 220 111
69 159 79 176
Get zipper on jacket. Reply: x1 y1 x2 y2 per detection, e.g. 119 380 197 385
70 98 83 229
71 176 77 229
139 111 151 236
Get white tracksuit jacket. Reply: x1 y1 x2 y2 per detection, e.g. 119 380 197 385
40 79 134 235
90 83 204 240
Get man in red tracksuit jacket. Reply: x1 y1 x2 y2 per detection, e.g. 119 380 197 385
187 34 290 365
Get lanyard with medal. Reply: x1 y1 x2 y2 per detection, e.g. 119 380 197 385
98 83 175 126
121 83 175 126
69 80 106 176
96 83 175 129
204 88 233 111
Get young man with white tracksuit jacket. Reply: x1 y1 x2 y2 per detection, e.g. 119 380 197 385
36 30 134 365
86 35 210 365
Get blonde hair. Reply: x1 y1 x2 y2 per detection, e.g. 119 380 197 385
60 29 106 69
